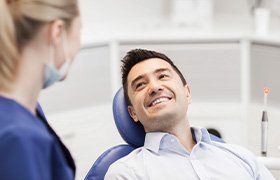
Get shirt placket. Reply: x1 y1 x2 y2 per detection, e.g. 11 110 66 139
189 143 211 180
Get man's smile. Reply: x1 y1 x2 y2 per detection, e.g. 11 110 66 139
146 95 172 108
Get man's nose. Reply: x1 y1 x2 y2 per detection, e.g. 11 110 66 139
148 80 163 96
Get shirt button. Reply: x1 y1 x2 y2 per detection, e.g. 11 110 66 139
170 139 175 143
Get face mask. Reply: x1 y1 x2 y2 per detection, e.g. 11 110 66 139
42 32 71 89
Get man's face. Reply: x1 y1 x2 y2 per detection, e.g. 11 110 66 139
127 58 191 132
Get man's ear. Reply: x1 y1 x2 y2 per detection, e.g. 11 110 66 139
48 19 65 46
128 105 139 122
185 84 192 104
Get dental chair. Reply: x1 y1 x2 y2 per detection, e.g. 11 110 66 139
85 88 224 180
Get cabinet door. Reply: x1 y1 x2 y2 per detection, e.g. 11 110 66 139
119 43 241 103
249 43 280 157
39 45 112 114
251 43 280 106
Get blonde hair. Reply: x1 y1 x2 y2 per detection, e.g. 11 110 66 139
0 0 79 91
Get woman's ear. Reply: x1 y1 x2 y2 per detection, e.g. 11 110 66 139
185 84 192 104
128 105 139 123
48 19 65 46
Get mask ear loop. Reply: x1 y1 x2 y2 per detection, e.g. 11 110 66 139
43 43 60 89
58 31 71 77
48 43 55 68
62 31 70 62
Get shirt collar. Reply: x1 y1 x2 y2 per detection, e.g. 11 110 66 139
192 127 212 143
144 127 212 154
144 132 167 153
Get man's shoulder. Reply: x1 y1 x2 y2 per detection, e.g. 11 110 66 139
212 142 275 179
211 141 259 170
112 146 147 166
105 147 148 179
212 141 255 157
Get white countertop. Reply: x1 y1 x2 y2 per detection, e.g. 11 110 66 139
81 15 280 47
258 157 280 170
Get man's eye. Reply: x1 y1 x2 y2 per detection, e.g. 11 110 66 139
136 82 145 90
159 74 168 79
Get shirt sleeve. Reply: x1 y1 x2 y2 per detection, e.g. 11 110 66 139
228 143 276 180
255 159 276 180
0 127 53 180
236 146 276 180
105 162 138 180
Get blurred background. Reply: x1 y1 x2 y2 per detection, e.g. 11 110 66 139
38 0 280 179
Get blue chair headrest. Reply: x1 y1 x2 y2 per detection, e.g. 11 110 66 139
112 88 145 147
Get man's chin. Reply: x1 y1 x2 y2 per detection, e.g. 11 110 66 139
148 111 174 122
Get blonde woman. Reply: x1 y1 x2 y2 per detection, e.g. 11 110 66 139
0 0 81 179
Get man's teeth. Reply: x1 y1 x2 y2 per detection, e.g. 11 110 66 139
151 98 169 106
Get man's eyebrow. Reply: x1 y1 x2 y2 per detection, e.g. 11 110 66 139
130 68 171 88
154 68 171 74
131 75 144 88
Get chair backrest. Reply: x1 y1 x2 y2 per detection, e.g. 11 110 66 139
85 87 224 180
85 88 140 180
112 88 145 147
84 144 134 180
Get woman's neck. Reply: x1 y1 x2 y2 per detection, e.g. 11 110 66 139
1 47 45 115
0 85 39 115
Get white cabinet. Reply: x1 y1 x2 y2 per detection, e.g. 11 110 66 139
251 43 280 106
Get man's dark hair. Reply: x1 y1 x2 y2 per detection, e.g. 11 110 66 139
121 48 187 106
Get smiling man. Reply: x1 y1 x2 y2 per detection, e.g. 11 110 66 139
105 49 274 180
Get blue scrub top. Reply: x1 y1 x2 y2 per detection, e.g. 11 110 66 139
0 96 75 180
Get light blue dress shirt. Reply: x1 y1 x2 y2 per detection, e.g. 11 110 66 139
105 127 275 180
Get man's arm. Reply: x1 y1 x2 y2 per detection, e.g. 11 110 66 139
255 159 276 180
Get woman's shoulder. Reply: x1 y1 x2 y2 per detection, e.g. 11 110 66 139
0 108 53 147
